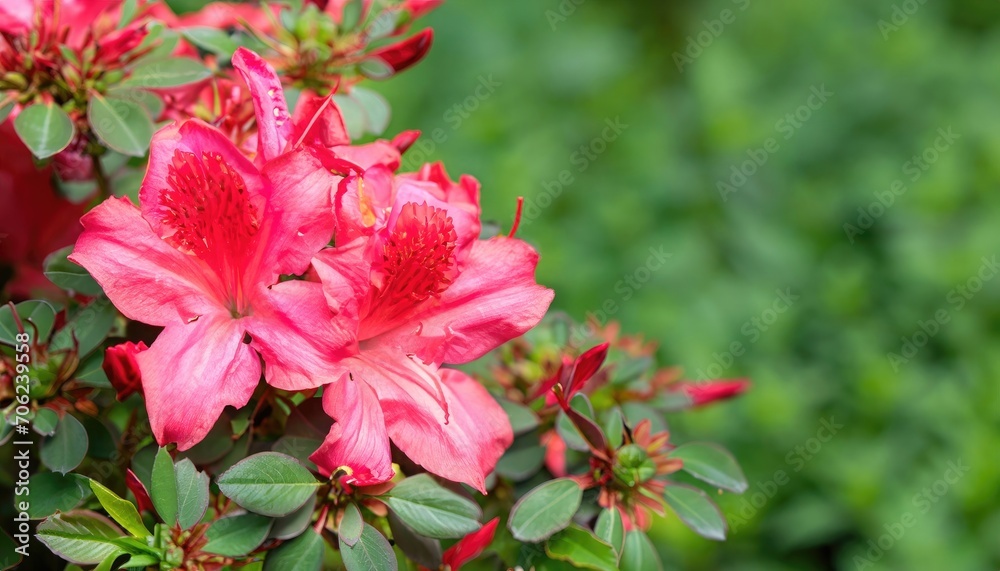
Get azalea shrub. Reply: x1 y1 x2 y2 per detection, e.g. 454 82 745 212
0 1 749 570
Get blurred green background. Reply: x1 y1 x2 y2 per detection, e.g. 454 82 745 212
377 0 1000 569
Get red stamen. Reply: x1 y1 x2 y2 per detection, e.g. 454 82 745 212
508 196 524 238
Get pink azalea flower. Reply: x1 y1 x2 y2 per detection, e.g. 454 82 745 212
69 52 356 451
309 163 554 492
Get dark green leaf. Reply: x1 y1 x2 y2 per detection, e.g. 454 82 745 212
123 57 212 88
268 494 315 540
494 436 545 482
26 473 92 519
151 448 177 526
508 478 582 543
498 398 539 436
40 414 89 474
36 511 125 565
671 442 748 493
339 503 363 547
0 529 22 569
89 480 150 538
263 528 324 571
594 508 625 559
339 523 396 571
384 474 481 539
386 511 442 570
32 407 59 436
0 300 56 346
88 94 154 157
49 297 117 357
43 246 103 296
13 102 75 159
73 351 111 389
174 458 209 530
620 531 661 571
663 484 727 541
203 512 272 557
217 452 319 517
545 525 618 571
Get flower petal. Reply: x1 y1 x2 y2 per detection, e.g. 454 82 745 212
139 120 263 240
257 147 337 277
377 237 553 364
290 92 351 149
246 280 356 391
136 314 260 450
69 197 218 325
310 374 395 486
232 47 294 164
365 355 512 492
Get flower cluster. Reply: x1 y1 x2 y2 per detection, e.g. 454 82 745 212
0 2 750 570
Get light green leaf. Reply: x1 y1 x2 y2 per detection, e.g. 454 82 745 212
217 452 319 517
13 102 75 159
89 480 150 538
383 474 481 539
671 442 748 493
151 448 177 526
508 478 582 543
36 511 125 565
123 57 212 88
339 523 396 571
663 484 727 541
88 94 153 157
174 459 209 530
545 525 618 571
595 508 625 559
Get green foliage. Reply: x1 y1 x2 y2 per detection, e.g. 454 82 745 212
217 452 320 517
508 478 583 542
383 474 482 539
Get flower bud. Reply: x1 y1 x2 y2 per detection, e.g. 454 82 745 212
613 444 656 486
102 341 148 401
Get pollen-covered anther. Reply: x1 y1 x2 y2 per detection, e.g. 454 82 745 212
376 202 458 309
160 150 261 259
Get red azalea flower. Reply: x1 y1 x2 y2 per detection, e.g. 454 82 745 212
308 163 553 492
103 341 148 401
68 51 365 450
674 379 751 406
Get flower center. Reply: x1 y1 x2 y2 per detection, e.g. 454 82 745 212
369 202 457 321
160 150 261 313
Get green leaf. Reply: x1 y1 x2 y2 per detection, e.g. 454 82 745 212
603 408 624 450
13 102 75 159
339 523 397 571
74 351 111 389
619 531 661 571
545 525 618 571
117 0 138 28
217 452 319 517
339 503 363 547
594 508 624 559
263 528 324 571
671 442 748 493
498 398 540 436
36 511 125 565
123 57 212 88
0 529 22 569
358 57 394 80
49 297 117 357
89 480 150 538
0 99 14 124
88 94 153 157
508 478 582 543
341 0 363 30
174 458 209 530
40 414 89 474
27 473 92 519
43 246 103 296
383 474 481 539
203 512 272 557
106 87 164 121
663 484 727 541
268 494 315 541
151 448 177 526
494 436 545 482
0 300 56 346
32 407 59 436
181 27 240 58
349 86 390 135
386 512 442 570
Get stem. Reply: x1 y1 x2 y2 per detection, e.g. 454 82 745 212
91 153 111 198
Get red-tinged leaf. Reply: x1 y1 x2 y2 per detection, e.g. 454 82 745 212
368 28 433 73
125 469 154 514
